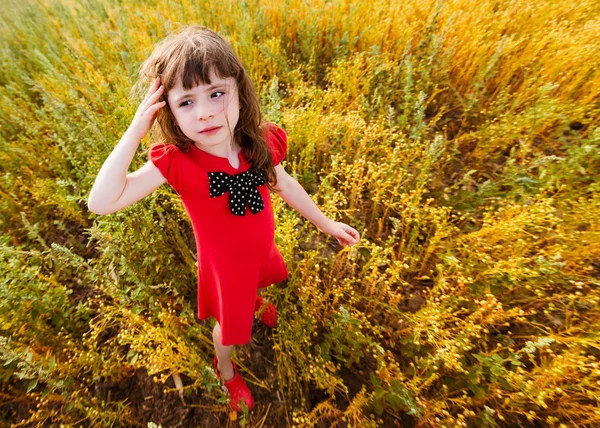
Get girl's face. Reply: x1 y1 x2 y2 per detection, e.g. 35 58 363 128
167 70 240 150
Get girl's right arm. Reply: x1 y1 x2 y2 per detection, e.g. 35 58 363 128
87 77 167 215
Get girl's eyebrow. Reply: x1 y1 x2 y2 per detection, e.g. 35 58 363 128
172 82 229 104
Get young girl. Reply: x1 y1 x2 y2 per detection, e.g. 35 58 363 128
88 25 360 412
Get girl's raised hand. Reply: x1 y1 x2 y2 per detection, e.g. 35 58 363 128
127 77 167 140
322 220 360 247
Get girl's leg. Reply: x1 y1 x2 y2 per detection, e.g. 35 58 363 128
212 323 235 381
212 322 255 411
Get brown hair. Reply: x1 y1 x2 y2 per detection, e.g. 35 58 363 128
132 25 277 188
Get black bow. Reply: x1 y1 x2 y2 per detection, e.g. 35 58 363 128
208 170 266 216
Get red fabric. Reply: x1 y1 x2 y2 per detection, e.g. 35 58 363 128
149 123 289 345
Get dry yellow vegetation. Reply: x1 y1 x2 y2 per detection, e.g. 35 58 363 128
1 0 599 426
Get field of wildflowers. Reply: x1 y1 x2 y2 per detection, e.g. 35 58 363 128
1 0 599 426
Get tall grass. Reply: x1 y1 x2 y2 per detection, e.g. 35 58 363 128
1 0 599 426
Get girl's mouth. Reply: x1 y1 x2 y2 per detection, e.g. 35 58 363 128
200 126 222 135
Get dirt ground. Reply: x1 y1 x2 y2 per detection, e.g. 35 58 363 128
89 322 410 427
1 319 412 427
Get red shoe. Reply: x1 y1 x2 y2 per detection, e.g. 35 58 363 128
255 295 277 328
213 356 255 412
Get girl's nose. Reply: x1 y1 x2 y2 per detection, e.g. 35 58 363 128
196 103 215 120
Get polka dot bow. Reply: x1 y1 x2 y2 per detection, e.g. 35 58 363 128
208 170 266 216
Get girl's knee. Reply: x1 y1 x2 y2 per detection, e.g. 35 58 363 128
212 323 221 343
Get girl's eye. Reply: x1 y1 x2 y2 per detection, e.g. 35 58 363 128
178 91 225 107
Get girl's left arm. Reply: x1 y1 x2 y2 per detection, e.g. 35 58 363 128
272 164 360 246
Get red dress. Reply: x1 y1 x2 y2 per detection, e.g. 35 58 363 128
149 123 289 345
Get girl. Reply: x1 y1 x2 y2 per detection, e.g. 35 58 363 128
87 25 360 412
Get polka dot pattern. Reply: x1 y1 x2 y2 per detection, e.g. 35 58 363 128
208 170 266 216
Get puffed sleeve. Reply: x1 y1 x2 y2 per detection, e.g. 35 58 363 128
148 143 185 194
264 123 288 166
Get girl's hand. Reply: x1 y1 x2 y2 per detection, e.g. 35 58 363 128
321 220 360 246
127 77 167 140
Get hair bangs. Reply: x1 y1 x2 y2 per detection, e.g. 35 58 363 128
163 41 240 92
